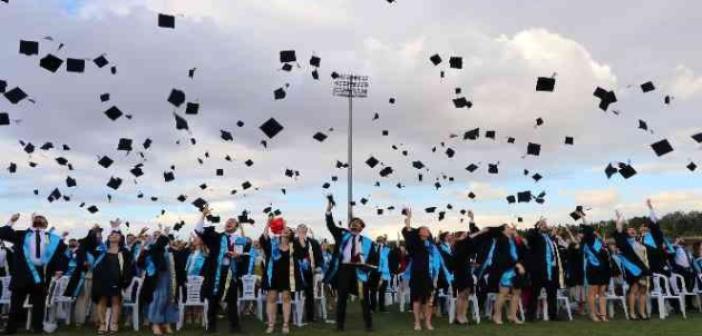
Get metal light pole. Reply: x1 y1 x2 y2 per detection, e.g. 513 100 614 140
333 74 369 224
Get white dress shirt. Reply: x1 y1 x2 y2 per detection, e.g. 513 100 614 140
28 228 48 266
342 234 363 264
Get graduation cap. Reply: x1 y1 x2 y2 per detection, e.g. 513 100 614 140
692 132 702 143
485 130 496 139
309 55 321 67
185 102 199 115
4 87 27 104
281 63 293 72
143 138 152 149
192 198 207 210
311 69 319 79
55 157 68 166
19 40 39 56
638 119 648 131
604 163 618 179
564 136 574 145
65 176 77 188
107 176 122 190
7 163 17 173
641 81 655 93
365 156 379 168
488 163 498 174
322 182 331 189
618 162 637 179
0 80 5 93
569 206 584 221
449 56 462 69
104 106 123 121
536 77 555 92
507 137 516 144
188 67 197 78
97 156 113 168
0 113 9 126
445 148 455 158
244 159 254 167
22 142 35 154
236 120 245 127
468 192 476 199
687 162 697 172
242 181 252 190
313 132 327 142
99 93 110 102
259 118 284 139
535 118 544 127
130 166 144 177
412 161 425 169
650 139 673 157
517 191 532 203
87 205 99 214
199 183 208 190
532 173 542 182
163 171 175 182
66 58 85 73
220 130 233 141
429 54 442 66
465 163 478 172
506 195 516 204
527 142 541 156
425 207 437 213
117 138 133 152
593 87 617 111
379 166 393 177
93 55 108 68
388 98 396 104
40 54 63 72
452 97 472 108
463 128 479 140
167 89 185 107
174 112 189 131
158 13 175 28
382 130 389 136
279 50 296 63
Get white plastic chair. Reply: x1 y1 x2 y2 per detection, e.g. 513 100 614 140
669 273 699 314
121 277 143 331
605 277 629 319
313 273 327 320
398 276 411 312
468 293 481 324
49 276 76 325
538 288 573 321
238 274 263 320
177 276 208 331
0 276 11 312
262 290 303 327
649 273 685 319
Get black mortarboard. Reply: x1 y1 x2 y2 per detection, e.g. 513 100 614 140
641 81 655 93
55 157 68 166
604 163 617 179
322 182 330 189
242 181 252 190
66 176 77 188
40 54 63 72
593 87 617 111
185 102 199 115
485 130 496 139
40 142 53 150
110 66 117 74
429 54 442 66
465 163 478 172
98 156 113 168
174 112 189 131
453 97 472 108
107 176 122 190
310 55 321 67
7 163 16 173
692 132 702 143
281 63 293 71
199 183 208 190
311 70 319 80
382 130 389 136
4 87 27 104
618 162 637 179
93 55 108 68
449 56 462 69
259 118 284 138
143 138 152 149
279 50 296 63
236 120 245 127
244 159 254 167
517 191 532 203
167 89 185 107
389 98 396 104
488 164 498 174
687 162 697 172
365 156 379 168
445 148 455 158
87 205 99 214
100 93 110 102
0 80 5 93
507 137 516 144
535 117 544 126
532 173 542 182
527 142 541 156
163 171 175 182
19 40 39 56
0 113 9 126
192 198 207 210
536 77 555 92
412 161 425 169
23 142 35 154
158 13 175 28
565 136 574 145
177 194 187 202
220 130 233 141
104 106 123 121
468 192 476 199
506 195 516 204
66 58 85 73
650 139 673 157
463 128 479 140
638 119 648 131
313 132 327 142
434 182 442 190
188 67 196 78
117 138 133 151
130 166 143 177
379 166 393 177
425 207 437 213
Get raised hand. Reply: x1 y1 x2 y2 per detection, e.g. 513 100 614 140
646 198 654 210
8 213 20 225
110 218 122 229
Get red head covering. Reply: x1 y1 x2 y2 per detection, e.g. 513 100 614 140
269 217 285 235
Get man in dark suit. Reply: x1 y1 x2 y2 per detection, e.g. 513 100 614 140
323 196 378 332
526 218 563 321
293 223 323 323
0 213 67 334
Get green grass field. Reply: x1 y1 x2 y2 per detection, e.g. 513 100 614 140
42 306 701 336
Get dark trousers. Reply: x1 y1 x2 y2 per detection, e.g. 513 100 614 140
208 268 240 331
368 277 388 312
301 272 316 321
336 264 372 330
528 278 558 320
7 282 46 333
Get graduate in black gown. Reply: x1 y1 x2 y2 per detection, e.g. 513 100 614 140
292 223 323 323
577 212 612 322
483 224 526 325
260 218 296 335
451 211 489 325
525 218 563 321
614 207 651 320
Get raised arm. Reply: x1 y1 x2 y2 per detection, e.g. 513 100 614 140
0 214 21 243
325 197 343 240
615 209 625 233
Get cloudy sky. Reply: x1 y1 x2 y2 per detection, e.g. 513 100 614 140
0 0 701 240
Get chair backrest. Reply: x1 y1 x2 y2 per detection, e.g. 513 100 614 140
123 277 142 304
183 275 205 303
240 274 259 300
669 273 687 295
651 273 672 296
0 276 11 302
313 273 325 299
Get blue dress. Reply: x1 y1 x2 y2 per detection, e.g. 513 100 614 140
146 264 179 324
